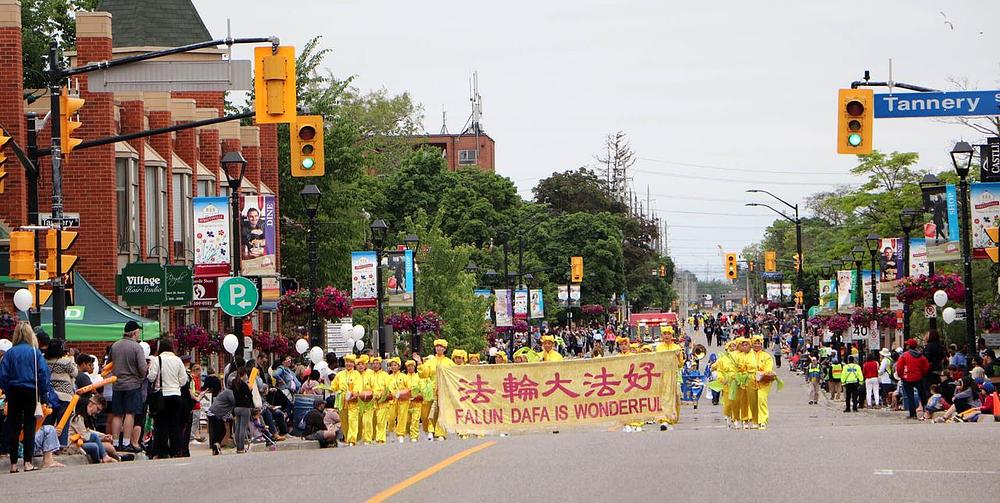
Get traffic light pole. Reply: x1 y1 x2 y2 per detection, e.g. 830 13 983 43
48 42 66 341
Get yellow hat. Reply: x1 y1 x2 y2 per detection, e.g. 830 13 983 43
358 355 370 365
468 353 480 361
751 335 764 344
630 343 640 350
434 338 449 348
665 326 675 334
372 356 383 364
343 354 356 362
404 359 416 367
540 335 556 344
725 341 737 351
616 336 630 344
736 337 749 345
495 352 507 362
641 344 653 353
389 357 401 366
451 349 467 360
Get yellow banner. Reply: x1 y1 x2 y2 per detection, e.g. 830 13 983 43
437 351 679 435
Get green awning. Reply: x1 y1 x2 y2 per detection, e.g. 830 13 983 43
40 272 160 342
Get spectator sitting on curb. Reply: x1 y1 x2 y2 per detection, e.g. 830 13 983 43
32 424 64 469
302 396 338 448
68 394 130 463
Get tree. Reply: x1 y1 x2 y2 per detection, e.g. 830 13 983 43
532 168 625 215
20 0 99 88
595 130 635 200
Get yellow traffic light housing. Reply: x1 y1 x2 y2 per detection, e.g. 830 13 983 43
837 88 873 154
794 290 804 306
764 250 776 272
59 87 85 154
290 115 325 177
658 264 666 277
986 227 1000 263
8 230 35 281
254 46 297 124
0 128 10 193
46 229 78 278
571 256 584 283
793 253 801 272
725 253 738 280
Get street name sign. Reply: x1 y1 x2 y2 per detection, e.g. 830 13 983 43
219 276 258 317
88 60 252 92
874 90 1000 118
38 212 80 228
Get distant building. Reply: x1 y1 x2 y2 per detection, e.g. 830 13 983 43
410 132 495 173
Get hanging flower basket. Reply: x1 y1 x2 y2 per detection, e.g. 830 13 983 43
314 286 352 321
895 274 964 305
386 312 413 333
0 312 18 339
278 289 313 327
980 303 1000 332
175 324 210 352
807 316 827 329
253 331 292 357
826 314 851 333
878 312 898 330
581 304 605 316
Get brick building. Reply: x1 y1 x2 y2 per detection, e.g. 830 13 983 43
410 132 496 173
0 0 282 355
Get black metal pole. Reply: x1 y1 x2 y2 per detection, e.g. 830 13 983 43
927 261 937 332
794 207 805 337
958 174 977 365
232 188 243 357
503 241 513 356
901 232 911 341
307 212 320 348
25 112 41 328
376 246 386 358
870 252 879 351
48 42 65 341
411 270 418 356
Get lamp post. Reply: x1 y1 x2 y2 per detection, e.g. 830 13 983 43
851 245 867 308
899 209 921 342
404 233 421 355
221 151 248 357
746 189 804 334
300 185 322 348
952 141 978 361
865 233 881 350
370 219 389 357
919 174 942 332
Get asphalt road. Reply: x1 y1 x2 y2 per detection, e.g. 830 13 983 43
6 329 1000 503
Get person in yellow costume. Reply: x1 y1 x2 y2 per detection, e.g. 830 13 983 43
655 327 684 430
713 340 739 427
393 360 421 442
356 355 377 444
384 357 401 440
422 339 454 440
494 351 507 364
452 349 467 366
751 335 775 430
332 354 362 445
372 356 393 444
539 335 563 361
616 336 632 355
468 353 481 365
733 338 755 429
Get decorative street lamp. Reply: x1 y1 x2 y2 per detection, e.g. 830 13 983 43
899 208 921 341
404 233 421 355
865 233 881 350
370 219 389 357
299 184 322 348
952 140 977 363
221 151 248 356
919 174 942 331
851 245 867 309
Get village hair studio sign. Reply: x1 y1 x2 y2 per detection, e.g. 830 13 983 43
118 262 193 307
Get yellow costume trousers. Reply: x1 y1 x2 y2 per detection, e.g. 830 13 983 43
420 401 432 434
735 387 752 421
375 403 390 443
406 405 421 440
756 387 770 425
343 404 359 445
748 385 760 424
393 400 409 437
386 400 397 434
361 407 375 443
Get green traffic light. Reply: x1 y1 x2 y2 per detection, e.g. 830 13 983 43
302 158 315 169
848 133 862 147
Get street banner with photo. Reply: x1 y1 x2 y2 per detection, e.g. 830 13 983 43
818 279 837 315
765 283 792 301
351 251 378 308
513 289 529 319
193 197 231 277
909 238 929 276
529 289 544 319
861 270 876 308
384 250 414 307
239 195 277 276
923 184 961 262
557 285 569 307
569 284 581 307
837 270 855 313
969 182 1000 259
475 289 493 320
494 289 513 327
436 351 679 435
877 238 904 292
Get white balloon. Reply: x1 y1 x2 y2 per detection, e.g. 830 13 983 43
942 307 956 325
13 288 33 312
139 341 151 358
347 338 355 349
488 347 498 357
352 325 365 339
223 334 239 355
314 361 329 372
933 290 948 308
295 338 309 355
309 346 324 364
0 339 12 352
355 339 365 351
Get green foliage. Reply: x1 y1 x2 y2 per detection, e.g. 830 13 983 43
21 0 99 88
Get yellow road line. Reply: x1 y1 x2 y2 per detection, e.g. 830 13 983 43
366 441 497 503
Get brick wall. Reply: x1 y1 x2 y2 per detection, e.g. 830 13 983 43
147 110 173 262
119 100 145 260
170 91 224 117
0 0 25 226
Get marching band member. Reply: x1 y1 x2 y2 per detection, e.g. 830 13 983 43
372 356 392 444
385 357 401 441
539 335 563 361
656 326 684 430
422 339 454 440
751 335 775 430
356 355 377 444
396 360 422 442
332 354 361 445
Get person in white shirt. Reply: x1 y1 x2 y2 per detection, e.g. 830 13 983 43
877 348 895 407
147 339 189 458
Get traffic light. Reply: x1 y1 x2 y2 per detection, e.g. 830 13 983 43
986 227 1000 263
8 230 35 281
59 87 85 154
764 250 776 272
658 264 666 277
290 115 325 177
748 261 755 273
794 290 804 306
571 256 583 283
0 128 10 193
793 253 802 272
253 46 297 124
837 88 873 154
46 229 78 278
725 253 738 280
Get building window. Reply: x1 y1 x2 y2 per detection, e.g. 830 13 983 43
116 156 140 257
198 309 212 330
172 172 192 259
458 149 478 165
197 179 215 197
173 309 190 331
145 164 168 259
262 312 274 333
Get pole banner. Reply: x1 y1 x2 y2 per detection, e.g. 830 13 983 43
193 196 231 277
436 351 679 435
351 251 378 308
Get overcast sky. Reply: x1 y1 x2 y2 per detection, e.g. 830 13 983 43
194 0 1000 281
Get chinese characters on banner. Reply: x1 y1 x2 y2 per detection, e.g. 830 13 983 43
436 352 679 435
529 289 544 319
351 251 377 308
513 289 529 319
969 182 1000 259
193 197 231 277
239 195 277 276
385 250 414 307
494 289 513 327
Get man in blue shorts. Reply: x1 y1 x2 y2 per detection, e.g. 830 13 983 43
110 321 147 453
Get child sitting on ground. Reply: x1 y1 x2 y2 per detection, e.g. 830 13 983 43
923 385 947 420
